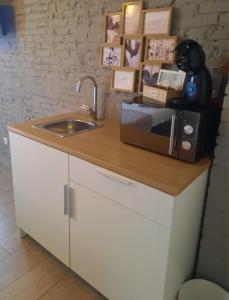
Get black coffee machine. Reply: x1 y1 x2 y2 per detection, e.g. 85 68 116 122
175 39 212 106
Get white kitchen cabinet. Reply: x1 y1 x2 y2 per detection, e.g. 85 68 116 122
69 156 208 300
9 132 209 300
9 133 69 266
69 182 170 300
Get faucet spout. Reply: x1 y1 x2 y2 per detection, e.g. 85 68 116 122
76 75 98 121
76 81 81 92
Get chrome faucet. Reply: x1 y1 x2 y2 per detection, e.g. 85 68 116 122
76 75 98 121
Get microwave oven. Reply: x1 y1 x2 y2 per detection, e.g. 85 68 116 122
120 96 220 163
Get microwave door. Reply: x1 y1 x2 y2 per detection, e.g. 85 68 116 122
121 103 178 157
147 108 177 156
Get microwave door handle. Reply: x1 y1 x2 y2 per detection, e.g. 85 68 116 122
169 114 176 156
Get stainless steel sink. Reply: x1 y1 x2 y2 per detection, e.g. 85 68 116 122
33 119 103 137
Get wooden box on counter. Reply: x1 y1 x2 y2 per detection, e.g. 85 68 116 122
143 85 183 103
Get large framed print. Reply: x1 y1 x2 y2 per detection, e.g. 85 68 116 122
123 36 143 68
138 63 161 93
104 12 122 44
145 36 177 64
111 68 136 92
100 45 122 67
142 7 172 35
122 1 143 35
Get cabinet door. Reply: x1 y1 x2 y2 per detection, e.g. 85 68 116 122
70 182 171 300
9 133 69 266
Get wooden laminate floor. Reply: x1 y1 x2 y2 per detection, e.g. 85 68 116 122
0 164 107 300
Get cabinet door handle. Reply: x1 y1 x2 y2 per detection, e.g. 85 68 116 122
69 187 73 219
96 169 133 186
64 185 69 216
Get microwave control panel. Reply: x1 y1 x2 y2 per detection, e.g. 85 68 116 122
179 111 201 162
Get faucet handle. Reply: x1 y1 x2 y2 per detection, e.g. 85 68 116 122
80 104 92 112
80 104 96 120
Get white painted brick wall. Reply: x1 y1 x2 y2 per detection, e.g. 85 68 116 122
0 0 229 162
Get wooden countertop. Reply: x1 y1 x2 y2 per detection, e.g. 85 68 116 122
8 112 211 196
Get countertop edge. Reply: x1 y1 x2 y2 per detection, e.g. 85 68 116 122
7 122 211 197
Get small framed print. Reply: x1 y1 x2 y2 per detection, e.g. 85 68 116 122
142 7 172 35
111 68 136 92
100 45 122 67
157 69 186 90
138 63 161 93
104 12 122 44
145 36 177 64
122 1 143 35
123 36 143 68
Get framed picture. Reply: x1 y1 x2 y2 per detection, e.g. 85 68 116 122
100 45 122 67
138 63 161 93
145 36 177 64
142 7 172 35
123 36 143 68
111 68 136 92
104 12 121 44
122 1 143 35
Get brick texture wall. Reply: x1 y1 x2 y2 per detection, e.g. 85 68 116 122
0 0 228 161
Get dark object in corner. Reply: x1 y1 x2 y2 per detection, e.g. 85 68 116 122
175 39 212 106
0 12 7 35
0 4 16 52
